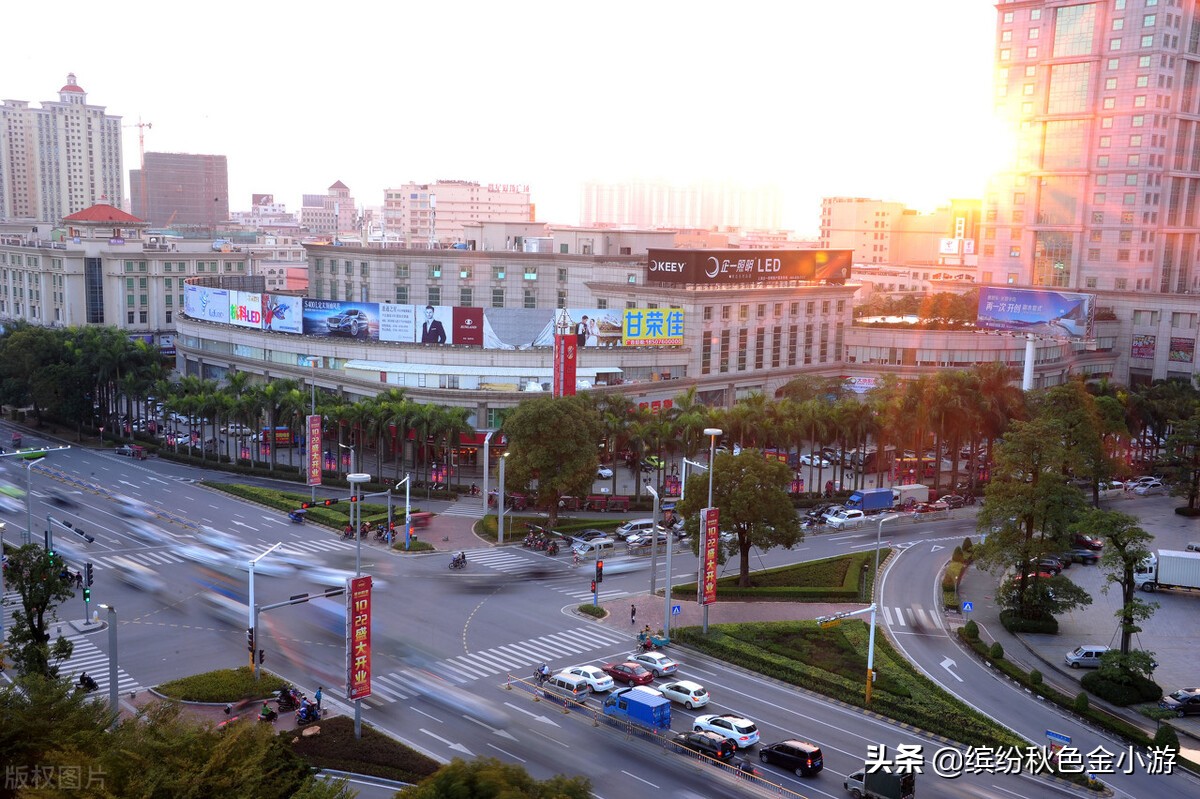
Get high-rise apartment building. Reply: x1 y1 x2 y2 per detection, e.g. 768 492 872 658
300 181 357 236
580 179 783 231
381 180 533 248
819 197 981 265
0 73 124 222
979 0 1200 294
129 152 229 232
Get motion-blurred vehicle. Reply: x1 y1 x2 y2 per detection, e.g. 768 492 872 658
109 556 170 596
198 591 248 626
126 520 171 546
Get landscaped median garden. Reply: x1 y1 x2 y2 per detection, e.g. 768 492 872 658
155 668 441 784
203 482 435 551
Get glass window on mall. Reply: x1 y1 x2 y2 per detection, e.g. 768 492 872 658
1034 231 1075 287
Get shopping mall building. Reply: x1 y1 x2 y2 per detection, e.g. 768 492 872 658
2 207 1196 445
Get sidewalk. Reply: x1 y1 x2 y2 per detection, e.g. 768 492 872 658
954 563 1200 753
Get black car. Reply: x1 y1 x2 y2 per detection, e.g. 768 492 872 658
1029 556 1066 575
1063 548 1100 565
1160 688 1200 717
758 739 824 776
673 730 737 762
941 494 973 509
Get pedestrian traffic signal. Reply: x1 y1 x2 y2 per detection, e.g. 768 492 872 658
590 580 596 593
595 560 604 583
247 627 255 652
323 498 339 507
258 649 265 665
84 562 94 587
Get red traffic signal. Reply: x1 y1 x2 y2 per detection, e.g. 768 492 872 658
323 498 339 507
590 580 596 593
348 495 358 503
300 501 314 509
595 560 604 583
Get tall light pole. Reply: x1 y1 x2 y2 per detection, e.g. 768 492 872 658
395 475 411 549
866 513 899 704
24 456 45 546
0 522 6 644
481 430 496 510
681 458 707 503
98 603 119 728
497 453 508 544
702 428 722 634
647 483 660 595
248 542 282 678
348 473 370 576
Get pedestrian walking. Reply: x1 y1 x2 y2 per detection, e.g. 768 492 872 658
630 603 637 626
314 686 323 713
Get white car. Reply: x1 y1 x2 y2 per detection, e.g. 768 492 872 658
824 509 866 529
596 466 614 479
1134 480 1166 496
1128 475 1161 489
126 520 171 546
799 453 831 468
660 679 710 709
559 665 615 693
693 713 760 748
629 650 678 677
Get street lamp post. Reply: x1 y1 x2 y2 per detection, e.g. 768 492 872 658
497 453 508 544
647 483 660 595
98 603 119 728
248 542 283 679
481 430 495 512
702 428 722 634
395 475 412 549
866 513 899 704
0 522 6 644
24 456 45 546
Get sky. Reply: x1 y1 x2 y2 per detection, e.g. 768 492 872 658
5 1 1000 237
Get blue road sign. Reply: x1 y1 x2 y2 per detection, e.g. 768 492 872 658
1046 730 1071 746
672 604 681 616
961 601 974 612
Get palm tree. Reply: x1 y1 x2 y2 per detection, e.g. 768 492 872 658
260 378 301 473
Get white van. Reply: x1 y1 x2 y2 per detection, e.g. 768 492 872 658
1064 644 1108 668
615 519 658 541
544 673 589 702
572 538 615 559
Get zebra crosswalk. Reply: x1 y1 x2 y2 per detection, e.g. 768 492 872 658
439 499 486 518
1 591 142 696
356 624 635 709
883 604 943 631
464 549 630 602
79 536 357 572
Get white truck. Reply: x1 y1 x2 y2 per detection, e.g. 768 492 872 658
1135 550 1200 593
892 484 929 509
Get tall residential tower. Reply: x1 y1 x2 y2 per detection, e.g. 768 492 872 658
978 0 1200 295
0 73 124 222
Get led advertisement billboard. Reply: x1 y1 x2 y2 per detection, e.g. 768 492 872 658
263 293 303 334
227 290 264 330
976 286 1095 339
646 248 853 285
183 284 230 323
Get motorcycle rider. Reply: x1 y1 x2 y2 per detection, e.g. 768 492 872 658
536 663 550 684
78 671 98 691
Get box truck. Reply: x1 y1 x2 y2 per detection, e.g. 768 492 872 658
844 488 894 515
844 764 916 799
1135 550 1200 593
602 687 671 732
892 484 929 509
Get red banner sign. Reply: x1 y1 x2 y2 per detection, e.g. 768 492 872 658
700 507 719 606
553 331 577 397
347 575 372 700
306 414 322 486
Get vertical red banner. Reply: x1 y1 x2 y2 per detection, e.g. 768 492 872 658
699 507 720 606
553 332 578 397
306 414 322 486
346 575 372 700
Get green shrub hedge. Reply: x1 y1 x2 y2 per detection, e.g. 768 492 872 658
999 609 1059 634
156 667 286 703
671 551 884 602
1081 671 1163 707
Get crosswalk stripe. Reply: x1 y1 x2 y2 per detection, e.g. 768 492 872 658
892 607 906 627
458 650 514 673
364 678 405 702
443 656 496 679
914 607 928 626
468 647 522 670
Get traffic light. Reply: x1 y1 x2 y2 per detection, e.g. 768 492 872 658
85 562 94 587
46 549 56 567
83 587 91 602
300 501 314 509
595 560 604 583
323 498 339 507
348 495 358 503
590 580 596 593
258 649 265 665
246 627 255 652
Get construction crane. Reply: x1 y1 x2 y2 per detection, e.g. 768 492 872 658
123 117 152 218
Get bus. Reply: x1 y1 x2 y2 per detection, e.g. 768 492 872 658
852 447 896 474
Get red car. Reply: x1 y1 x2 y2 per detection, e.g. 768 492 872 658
602 661 655 686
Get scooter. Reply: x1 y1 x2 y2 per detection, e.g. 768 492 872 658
258 706 278 723
295 705 322 725
77 673 99 693
546 541 559 556
276 686 303 711
449 554 466 570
